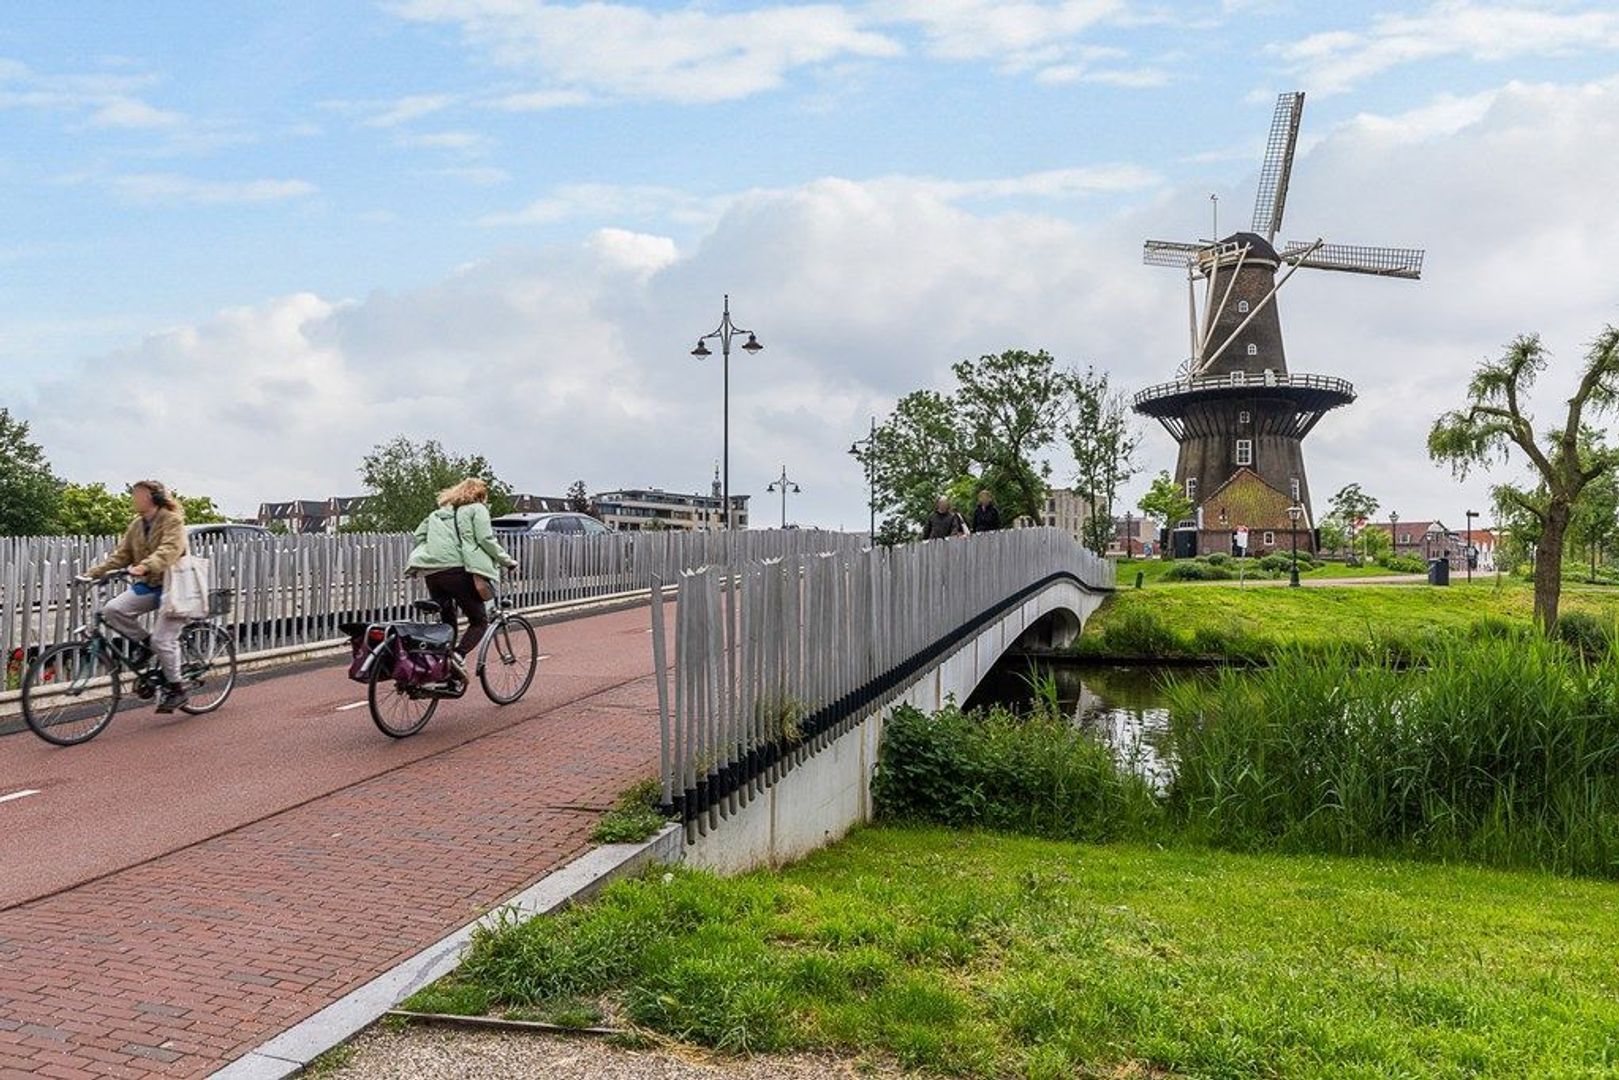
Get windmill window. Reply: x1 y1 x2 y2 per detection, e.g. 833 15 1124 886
1186 477 1198 500
1235 439 1253 466
1239 410 1251 424
1264 531 1275 545
1290 477 1301 500
1237 300 1250 313
1230 370 1245 386
1246 343 1259 356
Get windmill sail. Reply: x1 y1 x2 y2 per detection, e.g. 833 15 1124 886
1281 241 1425 279
1251 92 1304 243
1143 239 1210 267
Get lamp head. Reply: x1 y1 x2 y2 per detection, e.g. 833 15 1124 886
741 332 763 354
691 340 712 359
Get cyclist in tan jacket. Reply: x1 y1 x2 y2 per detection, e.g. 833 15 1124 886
82 480 191 712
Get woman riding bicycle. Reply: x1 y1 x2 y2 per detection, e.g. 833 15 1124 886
80 479 191 712
407 478 517 683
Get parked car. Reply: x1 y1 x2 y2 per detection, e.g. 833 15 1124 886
186 523 273 543
490 512 612 536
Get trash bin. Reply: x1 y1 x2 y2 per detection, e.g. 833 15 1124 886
1428 557 1450 586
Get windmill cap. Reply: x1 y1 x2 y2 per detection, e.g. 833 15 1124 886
1217 232 1280 262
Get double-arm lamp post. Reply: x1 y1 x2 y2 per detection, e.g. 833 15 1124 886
849 416 876 541
766 465 801 529
690 295 763 530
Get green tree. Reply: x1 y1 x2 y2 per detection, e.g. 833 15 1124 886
1137 470 1192 536
1567 435 1619 583
952 349 1067 522
53 483 131 535
566 480 596 517
1318 518 1348 557
1067 368 1140 556
0 407 61 535
851 390 971 541
1429 329 1619 631
1327 483 1380 561
177 493 226 524
347 437 514 533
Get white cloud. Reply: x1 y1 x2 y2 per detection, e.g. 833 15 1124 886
1274 1 1619 94
84 97 186 129
389 0 903 104
486 89 592 111
875 0 1121 67
23 76 1619 529
109 173 318 204
434 165 512 186
363 93 460 127
395 129 494 152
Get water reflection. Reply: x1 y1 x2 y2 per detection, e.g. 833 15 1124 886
964 662 1214 790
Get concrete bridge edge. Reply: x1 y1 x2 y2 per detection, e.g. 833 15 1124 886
685 580 1107 875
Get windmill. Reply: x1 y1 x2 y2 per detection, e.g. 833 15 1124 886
1132 91 1424 558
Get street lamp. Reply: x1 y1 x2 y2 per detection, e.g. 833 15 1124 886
1388 510 1399 563
766 465 801 529
1287 503 1303 587
1465 509 1478 584
849 416 876 541
690 294 764 531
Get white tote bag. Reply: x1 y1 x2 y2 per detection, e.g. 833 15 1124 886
161 554 212 619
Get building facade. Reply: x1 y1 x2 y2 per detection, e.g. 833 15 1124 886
594 489 750 532
1040 488 1094 545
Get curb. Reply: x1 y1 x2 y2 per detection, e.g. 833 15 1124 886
209 824 684 1079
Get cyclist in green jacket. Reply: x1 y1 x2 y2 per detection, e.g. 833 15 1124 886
407 478 517 680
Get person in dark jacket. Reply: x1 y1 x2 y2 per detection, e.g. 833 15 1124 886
971 489 1001 533
923 497 969 540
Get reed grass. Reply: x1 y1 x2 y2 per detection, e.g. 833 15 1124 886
1163 637 1619 877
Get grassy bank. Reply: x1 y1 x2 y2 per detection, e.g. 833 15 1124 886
415 826 1619 1078
1073 580 1619 662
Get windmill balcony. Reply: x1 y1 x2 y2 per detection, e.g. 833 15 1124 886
1132 370 1355 418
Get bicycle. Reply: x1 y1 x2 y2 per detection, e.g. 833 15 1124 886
19 571 240 746
342 586 539 739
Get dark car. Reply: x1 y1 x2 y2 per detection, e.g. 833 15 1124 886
186 523 273 543
490 512 612 537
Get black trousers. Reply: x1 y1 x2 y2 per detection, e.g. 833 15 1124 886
423 568 488 657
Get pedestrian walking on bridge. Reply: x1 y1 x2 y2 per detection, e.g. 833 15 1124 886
923 496 969 540
971 489 1002 533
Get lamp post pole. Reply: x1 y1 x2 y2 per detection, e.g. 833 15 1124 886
1288 503 1303 587
689 295 764 531
1465 509 1477 584
850 416 876 541
766 465 801 529
1389 510 1399 565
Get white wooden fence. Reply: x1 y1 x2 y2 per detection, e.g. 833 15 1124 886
651 528 1115 834
0 530 866 685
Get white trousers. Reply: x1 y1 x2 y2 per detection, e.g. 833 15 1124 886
102 588 185 681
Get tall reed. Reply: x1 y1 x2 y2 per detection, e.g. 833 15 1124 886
1163 638 1619 876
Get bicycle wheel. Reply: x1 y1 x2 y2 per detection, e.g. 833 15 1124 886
179 623 238 715
478 614 538 705
22 642 121 746
368 649 437 738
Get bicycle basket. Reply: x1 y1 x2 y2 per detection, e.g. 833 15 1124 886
206 588 234 616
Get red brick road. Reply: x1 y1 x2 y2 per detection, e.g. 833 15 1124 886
0 606 664 1078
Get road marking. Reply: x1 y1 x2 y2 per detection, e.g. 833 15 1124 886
0 789 41 804
335 701 369 712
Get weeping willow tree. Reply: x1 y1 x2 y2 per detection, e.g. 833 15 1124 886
1428 328 1619 632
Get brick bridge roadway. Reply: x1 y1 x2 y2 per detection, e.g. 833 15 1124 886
0 604 665 1078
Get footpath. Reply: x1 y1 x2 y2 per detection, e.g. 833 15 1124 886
0 607 662 1079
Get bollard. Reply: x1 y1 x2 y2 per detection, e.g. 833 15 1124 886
1135 570 1144 590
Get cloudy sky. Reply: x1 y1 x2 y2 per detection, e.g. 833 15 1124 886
5 1 1619 527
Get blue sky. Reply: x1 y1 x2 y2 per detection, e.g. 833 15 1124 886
7 1 1619 524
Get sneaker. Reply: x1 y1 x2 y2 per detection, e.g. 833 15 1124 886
156 684 190 714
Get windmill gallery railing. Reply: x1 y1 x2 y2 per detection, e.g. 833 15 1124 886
0 529 868 682
652 528 1114 836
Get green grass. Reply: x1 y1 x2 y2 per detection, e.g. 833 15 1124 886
590 778 672 844
1074 579 1619 662
1114 556 1419 587
437 826 1619 1078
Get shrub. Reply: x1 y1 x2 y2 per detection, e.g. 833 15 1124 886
1205 552 1230 566
872 702 1160 843
1162 561 1233 581
1376 553 1428 574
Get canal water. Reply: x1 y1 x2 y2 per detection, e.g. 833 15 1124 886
964 660 1216 789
